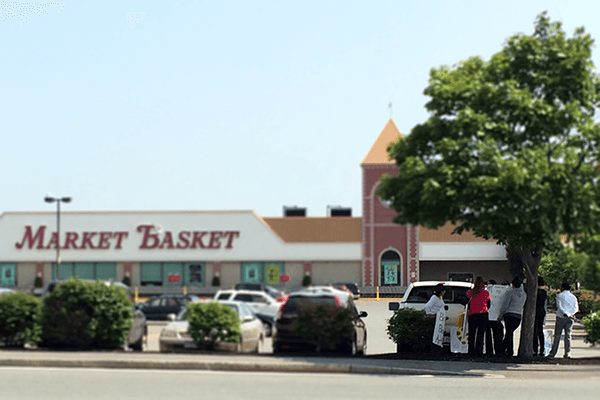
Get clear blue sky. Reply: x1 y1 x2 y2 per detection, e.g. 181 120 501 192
1 1 599 217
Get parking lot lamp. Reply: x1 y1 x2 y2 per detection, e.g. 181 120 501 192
44 196 72 279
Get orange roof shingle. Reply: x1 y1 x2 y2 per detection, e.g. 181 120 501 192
263 217 362 243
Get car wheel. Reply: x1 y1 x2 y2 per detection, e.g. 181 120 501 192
342 337 358 356
130 336 144 352
357 333 367 356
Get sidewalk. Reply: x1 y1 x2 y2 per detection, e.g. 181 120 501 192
0 349 598 378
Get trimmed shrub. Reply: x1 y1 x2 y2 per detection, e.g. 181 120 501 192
387 308 435 352
582 312 600 346
187 302 240 349
573 290 600 316
41 279 133 349
0 292 41 348
292 303 354 351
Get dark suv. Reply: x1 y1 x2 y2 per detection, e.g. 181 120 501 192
273 287 367 355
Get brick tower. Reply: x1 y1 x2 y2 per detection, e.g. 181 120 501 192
361 119 419 287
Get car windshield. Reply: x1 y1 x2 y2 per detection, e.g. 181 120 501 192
405 286 469 304
283 296 338 313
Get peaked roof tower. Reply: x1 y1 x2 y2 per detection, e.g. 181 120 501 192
361 118 402 165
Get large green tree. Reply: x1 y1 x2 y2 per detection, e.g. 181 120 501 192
379 13 600 358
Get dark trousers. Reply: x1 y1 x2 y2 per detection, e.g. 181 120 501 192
468 313 489 356
533 314 546 355
503 314 522 356
489 320 504 356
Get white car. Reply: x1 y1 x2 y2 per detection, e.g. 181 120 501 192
214 289 280 334
389 281 472 344
159 301 264 353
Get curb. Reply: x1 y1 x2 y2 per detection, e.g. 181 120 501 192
0 358 484 377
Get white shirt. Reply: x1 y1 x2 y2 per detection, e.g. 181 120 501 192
424 295 445 315
556 290 579 318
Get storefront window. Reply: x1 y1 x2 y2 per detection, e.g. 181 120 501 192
141 262 205 286
52 262 116 281
0 263 16 287
241 262 284 285
187 264 204 286
380 250 401 286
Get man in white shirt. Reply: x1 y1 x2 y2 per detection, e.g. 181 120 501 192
424 284 446 315
548 282 579 359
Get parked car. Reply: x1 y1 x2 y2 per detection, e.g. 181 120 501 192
332 282 361 299
159 301 264 353
214 289 279 336
0 288 15 295
388 281 472 346
138 294 200 320
233 283 285 301
273 286 368 355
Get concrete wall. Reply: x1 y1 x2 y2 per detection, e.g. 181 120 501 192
16 262 36 290
311 261 361 285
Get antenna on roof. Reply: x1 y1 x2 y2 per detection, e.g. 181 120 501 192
388 101 393 119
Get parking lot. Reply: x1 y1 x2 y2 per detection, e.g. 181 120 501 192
146 299 398 355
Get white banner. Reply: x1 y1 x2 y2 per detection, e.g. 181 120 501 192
488 284 510 321
432 308 446 347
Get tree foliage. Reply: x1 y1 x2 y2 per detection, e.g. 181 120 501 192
378 13 600 358
539 245 588 289
576 235 600 292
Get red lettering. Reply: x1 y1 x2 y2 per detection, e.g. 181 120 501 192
98 232 112 249
81 232 98 249
176 231 191 249
47 232 58 250
191 232 208 249
114 232 128 249
15 225 47 249
64 232 80 250
223 231 240 249
159 231 175 249
138 225 160 249
209 231 223 249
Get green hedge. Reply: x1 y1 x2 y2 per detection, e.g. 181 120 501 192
186 302 240 349
583 312 600 346
41 279 133 349
292 303 354 351
387 308 435 352
0 292 41 348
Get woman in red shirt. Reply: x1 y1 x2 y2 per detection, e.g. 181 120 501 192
467 276 491 356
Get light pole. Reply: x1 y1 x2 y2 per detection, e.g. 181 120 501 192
44 196 72 280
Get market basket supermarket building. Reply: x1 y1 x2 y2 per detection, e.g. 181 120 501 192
0 120 511 295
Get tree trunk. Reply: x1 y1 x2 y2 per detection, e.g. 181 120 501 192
510 246 542 359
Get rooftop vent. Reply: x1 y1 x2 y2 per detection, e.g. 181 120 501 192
327 205 352 217
283 206 306 217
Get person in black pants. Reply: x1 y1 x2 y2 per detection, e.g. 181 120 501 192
533 276 548 356
467 276 491 356
499 276 527 357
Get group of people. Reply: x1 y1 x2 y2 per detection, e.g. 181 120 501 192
424 276 579 358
